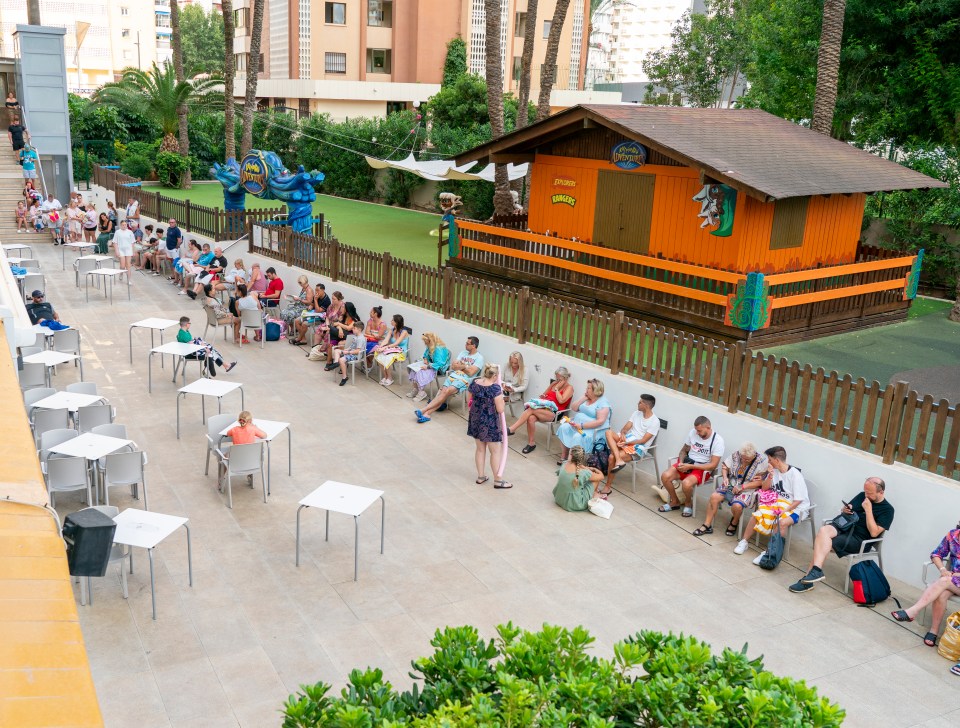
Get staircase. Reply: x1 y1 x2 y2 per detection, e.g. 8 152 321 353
0 143 44 244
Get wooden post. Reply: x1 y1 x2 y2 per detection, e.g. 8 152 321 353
517 286 531 344
283 226 292 267
382 252 392 299
609 310 625 376
724 341 747 413
330 237 340 281
246 218 253 254
184 200 191 232
442 266 454 319
881 380 910 465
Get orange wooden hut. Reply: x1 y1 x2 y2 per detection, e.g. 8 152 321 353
452 105 946 344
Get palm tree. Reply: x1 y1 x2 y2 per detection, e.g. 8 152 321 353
241 0 265 156
811 0 847 136
485 0 514 217
169 0 191 187
537 0 572 120
223 0 236 160
515 0 539 130
93 63 220 153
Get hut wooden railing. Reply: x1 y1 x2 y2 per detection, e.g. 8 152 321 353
249 221 958 482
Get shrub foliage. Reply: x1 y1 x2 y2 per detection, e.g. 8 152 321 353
281 624 845 727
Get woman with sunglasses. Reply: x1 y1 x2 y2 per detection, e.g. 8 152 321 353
506 366 573 455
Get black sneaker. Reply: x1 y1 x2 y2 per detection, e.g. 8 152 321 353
788 580 815 593
339 378 348 386
437 402 448 412
186 290 197 300
800 566 825 584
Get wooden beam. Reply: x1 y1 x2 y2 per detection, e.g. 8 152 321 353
490 153 536 164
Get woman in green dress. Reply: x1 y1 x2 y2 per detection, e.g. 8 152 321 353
553 446 604 512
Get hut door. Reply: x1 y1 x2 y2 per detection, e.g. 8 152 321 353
593 171 655 254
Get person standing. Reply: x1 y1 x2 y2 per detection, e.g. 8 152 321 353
82 205 98 243
19 144 38 180
112 220 135 284
125 196 140 229
467 362 511 489
41 193 63 244
164 218 183 279
7 115 28 158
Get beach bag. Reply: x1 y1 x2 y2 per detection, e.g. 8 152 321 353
849 560 891 606
587 497 614 519
938 612 960 662
587 439 611 476
265 320 282 342
758 528 784 570
307 345 325 361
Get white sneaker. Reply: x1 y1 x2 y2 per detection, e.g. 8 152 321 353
383 379 393 386
415 390 427 402
734 539 749 555
406 390 416 398
178 290 187 295
752 551 767 565
379 378 387 385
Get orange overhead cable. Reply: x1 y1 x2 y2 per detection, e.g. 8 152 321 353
459 239 731 306
456 220 746 284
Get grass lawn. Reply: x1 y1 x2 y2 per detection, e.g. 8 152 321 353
761 297 959 385
149 183 445 266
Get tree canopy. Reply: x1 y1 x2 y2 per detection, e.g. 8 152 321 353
179 4 225 76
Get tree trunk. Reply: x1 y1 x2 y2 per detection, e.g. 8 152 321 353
811 0 847 136
241 0 265 156
536 0 572 120
223 0 236 161
950 279 960 323
170 0 191 187
515 0 538 130
485 0 514 217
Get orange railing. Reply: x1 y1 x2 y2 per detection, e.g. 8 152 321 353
765 255 916 309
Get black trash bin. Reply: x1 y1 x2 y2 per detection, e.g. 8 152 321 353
63 509 117 577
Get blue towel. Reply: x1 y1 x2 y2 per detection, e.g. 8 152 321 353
40 320 69 331
10 266 27 275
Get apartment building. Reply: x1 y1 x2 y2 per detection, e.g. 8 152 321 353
234 0 596 120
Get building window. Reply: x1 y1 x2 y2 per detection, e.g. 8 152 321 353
514 12 526 37
235 53 246 72
121 29 130 38
386 101 406 115
543 20 551 39
234 8 249 29
512 56 522 83
368 0 392 27
325 52 347 74
273 98 287 109
120 7 129 15
366 48 391 74
325 2 346 24
299 98 310 118
156 14 171 29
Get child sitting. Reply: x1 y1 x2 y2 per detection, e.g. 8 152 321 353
176 315 237 377
226 410 267 444
15 201 26 233
326 320 365 386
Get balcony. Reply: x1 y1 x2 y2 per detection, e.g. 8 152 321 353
367 0 393 28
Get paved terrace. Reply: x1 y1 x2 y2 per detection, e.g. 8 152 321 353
23 239 960 727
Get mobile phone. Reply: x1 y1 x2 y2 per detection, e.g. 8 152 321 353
841 499 850 508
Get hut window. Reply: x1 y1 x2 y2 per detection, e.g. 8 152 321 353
769 197 809 250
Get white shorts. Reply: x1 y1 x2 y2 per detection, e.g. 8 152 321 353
198 273 216 286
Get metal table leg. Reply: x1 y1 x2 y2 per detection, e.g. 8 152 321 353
354 515 359 581
287 428 292 476
148 351 153 393
128 326 133 364
176 392 183 439
295 504 307 566
148 547 157 620
183 523 193 587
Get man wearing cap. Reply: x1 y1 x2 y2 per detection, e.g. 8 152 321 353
25 290 59 325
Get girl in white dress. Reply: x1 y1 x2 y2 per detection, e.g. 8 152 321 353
112 220 136 285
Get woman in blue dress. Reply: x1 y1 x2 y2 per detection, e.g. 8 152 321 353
555 378 611 464
467 363 510 489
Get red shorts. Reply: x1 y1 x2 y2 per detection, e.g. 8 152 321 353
674 459 713 485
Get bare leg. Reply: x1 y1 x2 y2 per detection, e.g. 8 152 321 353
660 466 683 506
488 441 501 477
905 578 960 620
741 513 758 541
474 440 487 480
421 386 455 416
809 524 839 570
702 491 725 528
930 587 959 632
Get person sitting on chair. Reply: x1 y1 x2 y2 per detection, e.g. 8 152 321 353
506 366 574 455
327 321 366 386
657 416 724 518
603 393 660 493
415 336 483 423
789 476 894 593
693 441 768 538
176 315 237 377
25 290 60 325
260 267 284 308
890 522 960 653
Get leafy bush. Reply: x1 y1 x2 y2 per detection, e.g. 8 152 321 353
122 153 154 181
281 624 845 727
155 151 192 188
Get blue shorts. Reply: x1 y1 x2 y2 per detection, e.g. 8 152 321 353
443 372 470 393
789 512 799 524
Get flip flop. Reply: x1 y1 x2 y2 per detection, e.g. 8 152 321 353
658 504 680 513
475 476 489 485
681 507 693 518
521 444 536 454
951 663 960 677
890 610 914 623
610 462 627 474
923 632 937 647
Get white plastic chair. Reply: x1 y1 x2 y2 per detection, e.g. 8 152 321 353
102 451 148 510
32 407 70 447
204 413 236 476
65 382 99 396
91 423 126 438
21 273 44 301
46 455 91 508
920 556 960 627
629 442 660 493
214 441 265 509
76 505 129 606
53 329 83 380
202 303 230 342
542 406 572 454
24 387 56 419
74 257 98 287
19 345 43 358
19 361 47 391
239 307 264 349
76 404 113 433
38 428 79 472
18 258 40 269
816 518 887 595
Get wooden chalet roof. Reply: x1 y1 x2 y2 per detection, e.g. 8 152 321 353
455 105 947 202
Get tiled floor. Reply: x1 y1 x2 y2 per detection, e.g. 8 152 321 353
26 240 959 727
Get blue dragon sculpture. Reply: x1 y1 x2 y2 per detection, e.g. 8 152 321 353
211 151 326 235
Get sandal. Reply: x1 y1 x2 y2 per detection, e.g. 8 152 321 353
475 476 489 485
597 488 612 498
923 632 937 647
521 444 536 454
951 663 960 677
494 480 513 489
890 610 914 623
610 462 627 474
725 522 739 537
693 524 713 536
658 503 681 513
681 507 693 518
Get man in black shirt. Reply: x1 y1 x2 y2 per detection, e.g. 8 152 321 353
789 476 894 593
8 116 28 158
25 290 59 325
188 245 229 298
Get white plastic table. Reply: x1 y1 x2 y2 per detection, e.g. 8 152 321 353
61 241 95 269
48 432 132 460
22 350 80 387
86 268 130 304
176 379 244 438
148 341 203 392
3 242 32 257
112 508 192 620
32 391 104 413
219 418 291 495
129 318 179 364
295 481 385 580
31 323 70 344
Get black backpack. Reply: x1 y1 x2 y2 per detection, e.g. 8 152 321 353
758 529 784 570
849 560 892 607
587 439 611 476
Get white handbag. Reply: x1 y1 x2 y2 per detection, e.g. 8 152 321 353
587 497 614 519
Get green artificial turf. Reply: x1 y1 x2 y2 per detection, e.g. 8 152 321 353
148 183 445 266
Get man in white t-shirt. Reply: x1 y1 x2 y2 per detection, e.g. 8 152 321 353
658 416 725 517
603 393 660 493
41 194 63 243
735 446 810 563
